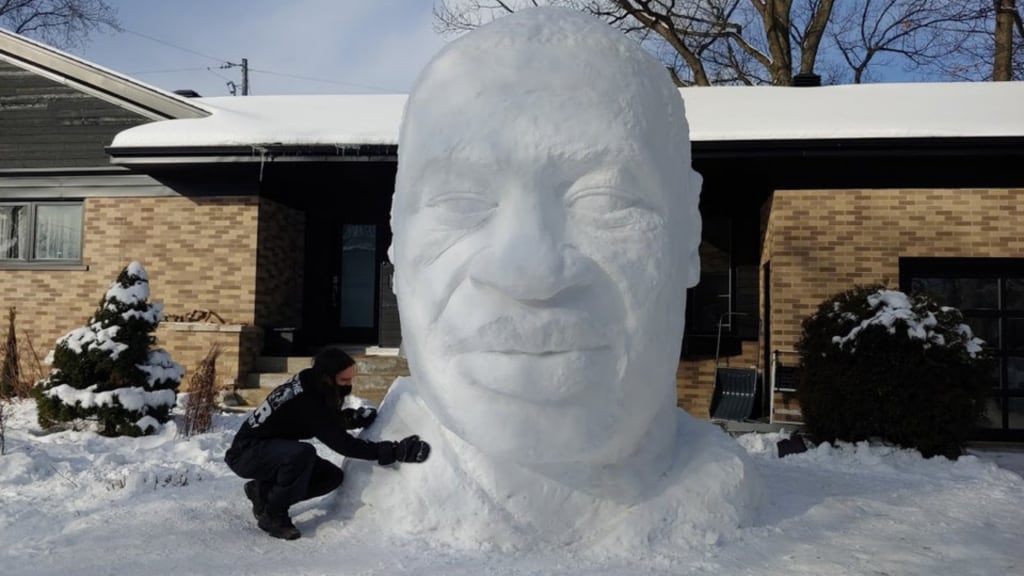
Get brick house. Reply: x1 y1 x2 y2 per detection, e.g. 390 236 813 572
3 29 1023 441
1 29 264 393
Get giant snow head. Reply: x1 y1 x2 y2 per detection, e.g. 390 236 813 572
390 7 702 465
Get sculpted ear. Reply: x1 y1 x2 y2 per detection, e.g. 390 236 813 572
685 169 703 289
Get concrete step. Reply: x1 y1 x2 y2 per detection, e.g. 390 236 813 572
231 376 397 409
253 356 313 373
241 371 401 392
229 353 409 409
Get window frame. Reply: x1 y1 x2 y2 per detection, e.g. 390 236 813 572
900 257 1024 441
0 200 84 268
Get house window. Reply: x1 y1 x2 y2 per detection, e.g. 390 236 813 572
0 202 83 263
688 216 732 335
681 215 759 359
900 258 1024 440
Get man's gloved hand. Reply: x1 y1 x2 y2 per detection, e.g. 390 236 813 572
340 406 377 430
376 435 431 466
396 434 430 463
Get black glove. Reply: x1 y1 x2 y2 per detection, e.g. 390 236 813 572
396 434 430 463
340 406 377 430
376 434 431 465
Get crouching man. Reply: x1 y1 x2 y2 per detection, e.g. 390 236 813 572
225 346 430 540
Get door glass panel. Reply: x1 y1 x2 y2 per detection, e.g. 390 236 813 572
1005 318 1024 355
339 224 376 329
1005 279 1024 311
1009 398 1024 430
978 397 1002 429
1007 358 1024 391
912 278 997 309
965 316 999 348
983 361 1001 391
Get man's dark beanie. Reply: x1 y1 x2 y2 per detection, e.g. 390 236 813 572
312 346 356 381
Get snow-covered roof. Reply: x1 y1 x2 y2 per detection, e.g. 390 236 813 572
0 27 206 121
108 81 1024 150
110 94 407 149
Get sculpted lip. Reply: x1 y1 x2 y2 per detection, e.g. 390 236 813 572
439 313 612 355
483 346 609 355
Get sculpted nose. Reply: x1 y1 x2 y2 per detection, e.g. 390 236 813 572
469 192 591 301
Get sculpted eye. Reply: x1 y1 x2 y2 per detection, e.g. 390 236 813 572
424 193 496 227
566 188 659 230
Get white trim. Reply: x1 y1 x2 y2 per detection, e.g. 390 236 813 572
108 82 1024 150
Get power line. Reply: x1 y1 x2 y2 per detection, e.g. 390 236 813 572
121 28 228 64
126 67 210 76
118 28 396 95
118 28 249 95
249 68 397 93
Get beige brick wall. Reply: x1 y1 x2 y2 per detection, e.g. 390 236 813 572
86 195 260 325
255 198 304 328
763 187 1024 355
675 187 1024 422
158 323 262 391
0 195 262 387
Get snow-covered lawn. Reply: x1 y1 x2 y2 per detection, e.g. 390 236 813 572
0 398 1020 576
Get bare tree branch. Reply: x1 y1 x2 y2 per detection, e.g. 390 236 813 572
432 0 1015 85
0 0 119 48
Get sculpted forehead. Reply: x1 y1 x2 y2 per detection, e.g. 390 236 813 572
398 9 684 167
392 7 700 283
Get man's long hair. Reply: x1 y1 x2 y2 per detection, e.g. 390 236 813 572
305 347 356 405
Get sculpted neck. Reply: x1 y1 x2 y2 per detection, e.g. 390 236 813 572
519 399 679 502
416 383 681 504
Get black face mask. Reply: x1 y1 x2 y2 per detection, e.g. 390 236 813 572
338 384 353 398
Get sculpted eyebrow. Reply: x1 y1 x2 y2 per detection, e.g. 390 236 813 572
569 163 659 204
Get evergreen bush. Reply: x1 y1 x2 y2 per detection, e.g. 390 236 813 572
796 283 991 458
33 262 183 436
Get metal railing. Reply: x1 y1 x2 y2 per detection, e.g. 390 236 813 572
769 349 804 425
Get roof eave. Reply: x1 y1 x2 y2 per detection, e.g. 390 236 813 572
107 136 1022 166
106 143 399 166
693 136 1024 159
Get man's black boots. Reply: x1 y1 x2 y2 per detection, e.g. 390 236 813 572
243 480 268 520
257 511 301 540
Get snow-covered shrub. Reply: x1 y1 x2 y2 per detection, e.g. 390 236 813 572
796 284 991 459
0 307 21 398
33 262 184 436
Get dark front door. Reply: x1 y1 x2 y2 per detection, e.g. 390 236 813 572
300 162 397 350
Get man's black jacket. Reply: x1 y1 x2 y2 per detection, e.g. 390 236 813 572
228 369 380 461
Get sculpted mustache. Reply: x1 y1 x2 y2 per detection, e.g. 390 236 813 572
439 313 612 355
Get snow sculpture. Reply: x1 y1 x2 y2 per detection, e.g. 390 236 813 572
339 7 763 551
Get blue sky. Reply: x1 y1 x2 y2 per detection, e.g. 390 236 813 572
67 0 448 97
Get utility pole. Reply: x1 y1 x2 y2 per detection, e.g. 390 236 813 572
221 58 250 95
241 58 249 95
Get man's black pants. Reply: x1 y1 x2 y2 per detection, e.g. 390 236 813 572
225 438 344 516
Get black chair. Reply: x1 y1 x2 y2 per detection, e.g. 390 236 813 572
709 367 759 421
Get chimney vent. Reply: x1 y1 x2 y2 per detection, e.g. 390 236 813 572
792 73 821 87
